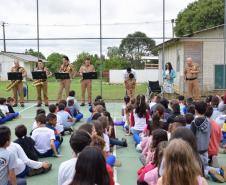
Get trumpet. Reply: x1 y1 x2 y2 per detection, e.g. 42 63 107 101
6 80 20 91
32 79 44 87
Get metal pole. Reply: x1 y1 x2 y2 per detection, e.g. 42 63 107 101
162 0 165 70
224 0 226 89
36 0 40 59
171 19 174 38
99 0 103 97
2 22 6 52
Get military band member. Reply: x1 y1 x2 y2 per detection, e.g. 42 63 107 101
34 60 52 107
184 57 200 100
57 56 75 101
10 60 27 107
79 58 95 106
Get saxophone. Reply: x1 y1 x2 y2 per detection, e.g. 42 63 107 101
32 68 52 87
6 67 25 91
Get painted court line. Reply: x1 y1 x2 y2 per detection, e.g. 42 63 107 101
19 104 36 113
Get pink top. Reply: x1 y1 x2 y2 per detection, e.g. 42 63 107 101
141 136 153 159
137 163 156 182
144 167 158 185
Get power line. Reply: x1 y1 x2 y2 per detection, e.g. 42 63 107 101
0 37 224 41
6 20 172 27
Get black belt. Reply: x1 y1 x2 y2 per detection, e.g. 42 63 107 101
186 78 197 81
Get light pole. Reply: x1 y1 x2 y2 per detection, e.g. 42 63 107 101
99 0 103 97
162 0 165 70
1 22 7 52
36 0 40 59
171 19 175 38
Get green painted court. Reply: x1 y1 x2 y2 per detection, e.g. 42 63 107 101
5 102 226 185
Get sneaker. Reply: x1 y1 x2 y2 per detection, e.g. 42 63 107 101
45 104 49 107
121 138 128 147
20 104 24 107
80 103 85 106
136 144 142 152
209 169 225 183
12 104 18 107
36 104 42 107
221 166 226 181
114 160 122 167
88 103 92 106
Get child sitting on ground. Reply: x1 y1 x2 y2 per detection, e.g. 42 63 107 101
58 130 92 185
6 97 17 114
157 139 208 185
130 95 150 146
178 95 186 115
14 124 38 161
190 101 211 177
66 90 80 112
143 141 168 185
46 113 63 145
57 103 75 132
48 104 64 134
114 95 130 126
0 97 19 124
31 114 60 157
138 129 168 182
93 120 117 167
32 108 46 130
67 99 83 122
185 113 194 129
0 125 27 185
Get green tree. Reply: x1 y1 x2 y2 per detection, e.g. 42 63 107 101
46 52 64 73
107 46 121 58
25 48 46 59
175 0 224 37
119 31 156 68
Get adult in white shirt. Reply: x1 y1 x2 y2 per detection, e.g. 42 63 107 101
7 142 51 176
58 130 92 185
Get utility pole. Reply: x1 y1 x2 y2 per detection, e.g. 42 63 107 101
36 0 40 59
171 19 175 38
1 22 6 52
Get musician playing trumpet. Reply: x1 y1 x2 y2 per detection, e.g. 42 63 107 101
10 60 27 107
34 59 52 107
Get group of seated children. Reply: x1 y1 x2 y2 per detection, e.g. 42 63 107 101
116 93 226 184
0 97 19 124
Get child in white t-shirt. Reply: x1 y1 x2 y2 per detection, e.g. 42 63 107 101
32 108 46 130
31 114 59 157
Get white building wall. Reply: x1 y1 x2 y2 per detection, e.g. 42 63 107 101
201 29 224 91
0 55 33 80
158 43 184 94
109 69 159 83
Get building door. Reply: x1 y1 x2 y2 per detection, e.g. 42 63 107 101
215 65 226 89
184 41 203 94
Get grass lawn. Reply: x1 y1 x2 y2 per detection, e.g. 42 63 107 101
0 78 147 101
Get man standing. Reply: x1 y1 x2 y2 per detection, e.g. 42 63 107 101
79 58 95 106
123 67 136 97
10 60 27 107
184 57 200 100
34 60 52 107
57 56 75 101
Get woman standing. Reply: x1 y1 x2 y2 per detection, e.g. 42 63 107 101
162 62 176 95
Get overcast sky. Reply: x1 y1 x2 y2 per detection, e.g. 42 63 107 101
0 0 195 60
